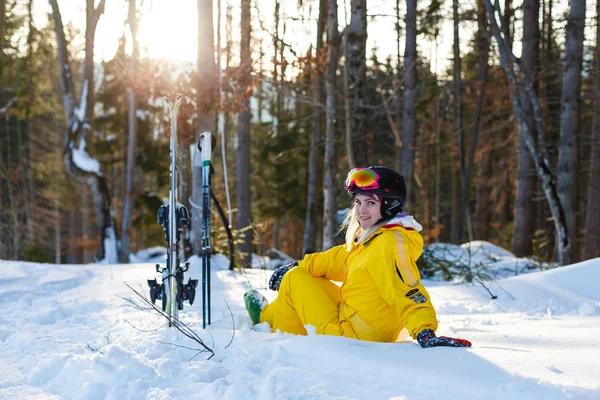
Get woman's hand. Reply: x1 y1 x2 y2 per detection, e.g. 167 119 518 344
268 261 298 291
417 329 472 348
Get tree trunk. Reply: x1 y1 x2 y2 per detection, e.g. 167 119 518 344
558 0 585 264
54 155 61 264
193 0 217 256
584 0 600 259
395 0 403 173
346 0 368 167
475 143 492 239
0 0 5 78
459 0 489 244
323 0 340 250
485 0 570 264
273 0 281 117
303 0 326 255
24 1 35 244
503 0 513 45
402 0 417 203
120 0 139 263
237 0 252 266
538 0 560 243
50 0 117 263
343 31 356 170
513 0 539 257
452 0 465 242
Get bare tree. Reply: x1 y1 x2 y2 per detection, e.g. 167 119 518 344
401 0 417 202
452 0 465 242
237 0 252 266
558 0 585 264
120 0 139 263
346 0 368 167
584 0 600 259
193 0 217 256
512 0 539 257
458 0 489 244
49 0 118 263
0 0 5 72
394 0 403 173
303 0 327 255
485 0 570 264
323 0 340 250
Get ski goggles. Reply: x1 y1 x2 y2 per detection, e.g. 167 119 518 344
344 168 380 191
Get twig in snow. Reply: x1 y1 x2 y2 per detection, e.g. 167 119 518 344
224 299 235 349
118 294 155 311
158 340 212 361
473 276 498 299
86 343 104 355
124 282 214 359
124 319 168 333
493 280 515 300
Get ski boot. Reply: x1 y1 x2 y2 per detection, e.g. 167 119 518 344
244 290 268 324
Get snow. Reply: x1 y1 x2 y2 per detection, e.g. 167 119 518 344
71 139 101 174
0 249 599 399
421 241 543 281
74 79 88 124
96 227 118 264
129 246 167 263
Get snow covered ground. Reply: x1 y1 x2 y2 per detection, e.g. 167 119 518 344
0 247 599 400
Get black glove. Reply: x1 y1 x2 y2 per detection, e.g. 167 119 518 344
417 329 472 348
268 261 298 291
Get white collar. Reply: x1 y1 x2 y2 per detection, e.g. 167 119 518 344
384 214 423 232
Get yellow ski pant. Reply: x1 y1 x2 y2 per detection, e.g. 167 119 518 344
260 267 345 336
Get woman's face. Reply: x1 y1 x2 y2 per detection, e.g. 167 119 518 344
354 194 382 229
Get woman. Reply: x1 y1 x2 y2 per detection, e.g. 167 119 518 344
245 166 471 348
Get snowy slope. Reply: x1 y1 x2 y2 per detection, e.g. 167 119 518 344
0 254 599 400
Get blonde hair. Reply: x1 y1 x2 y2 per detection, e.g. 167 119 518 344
340 204 389 251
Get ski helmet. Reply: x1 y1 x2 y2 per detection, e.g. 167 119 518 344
344 166 407 218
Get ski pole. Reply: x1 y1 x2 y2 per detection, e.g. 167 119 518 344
198 132 215 327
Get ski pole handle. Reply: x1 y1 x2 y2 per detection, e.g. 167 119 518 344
198 132 217 159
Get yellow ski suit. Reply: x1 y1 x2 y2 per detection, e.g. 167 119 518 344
260 223 438 342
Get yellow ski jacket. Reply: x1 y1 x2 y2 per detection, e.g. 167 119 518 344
298 221 438 342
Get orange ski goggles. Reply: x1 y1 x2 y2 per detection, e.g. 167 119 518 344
344 168 381 191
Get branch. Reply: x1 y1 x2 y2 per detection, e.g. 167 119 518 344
473 276 498 300
486 0 570 262
124 319 168 332
124 283 214 358
224 299 235 349
0 96 18 114
86 343 105 354
90 0 107 30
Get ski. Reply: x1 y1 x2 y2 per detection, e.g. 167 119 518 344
198 131 215 328
148 95 197 327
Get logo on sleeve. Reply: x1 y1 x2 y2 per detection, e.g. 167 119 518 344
406 289 427 304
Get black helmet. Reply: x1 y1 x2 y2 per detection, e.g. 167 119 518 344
344 166 407 218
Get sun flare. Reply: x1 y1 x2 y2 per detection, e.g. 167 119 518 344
94 0 199 64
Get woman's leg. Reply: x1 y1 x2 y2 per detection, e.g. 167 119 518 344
260 267 343 336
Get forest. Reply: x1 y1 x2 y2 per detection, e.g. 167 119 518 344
0 0 598 270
